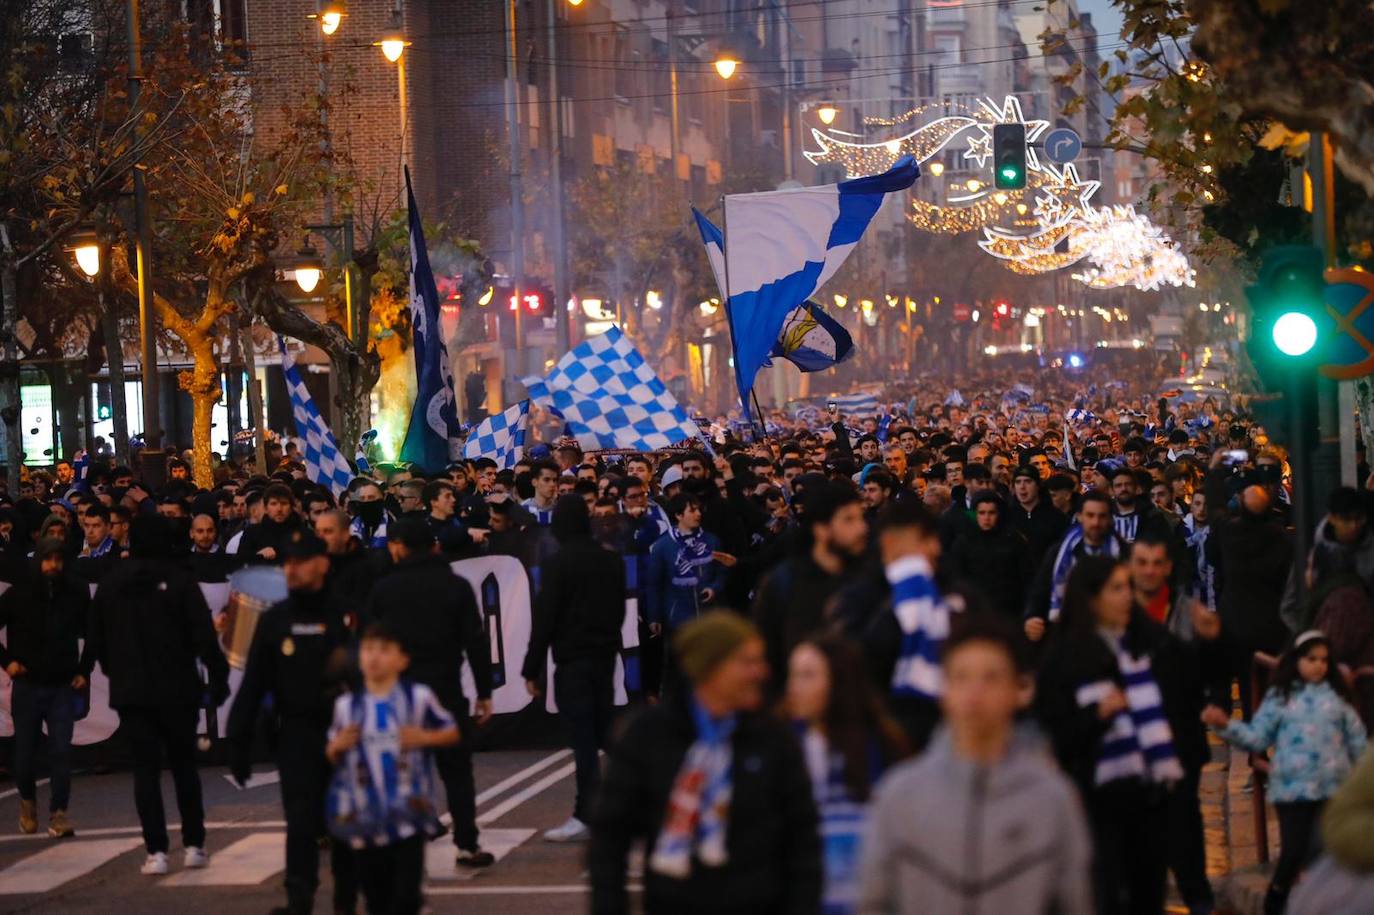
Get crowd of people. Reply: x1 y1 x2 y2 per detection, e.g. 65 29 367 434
2 366 1374 915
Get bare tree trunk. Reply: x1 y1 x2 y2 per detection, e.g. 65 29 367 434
100 280 131 466
239 321 267 473
0 225 24 495
178 338 221 489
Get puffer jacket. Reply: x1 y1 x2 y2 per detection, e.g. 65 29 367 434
1215 681 1367 802
856 727 1094 915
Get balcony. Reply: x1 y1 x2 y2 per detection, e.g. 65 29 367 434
936 64 982 97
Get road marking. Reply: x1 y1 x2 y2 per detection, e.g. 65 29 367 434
0 778 50 803
0 837 143 894
425 827 535 881
475 750 572 806
223 770 280 790
425 884 642 896
475 762 577 826
162 833 285 886
0 821 287 844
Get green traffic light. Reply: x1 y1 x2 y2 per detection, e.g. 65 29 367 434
1001 166 1019 181
1272 311 1317 356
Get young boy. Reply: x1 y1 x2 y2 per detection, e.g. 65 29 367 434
857 614 1095 915
326 623 460 914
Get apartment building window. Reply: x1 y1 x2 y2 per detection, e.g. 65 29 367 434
651 39 669 113
614 26 635 100
57 33 93 72
220 0 248 48
931 33 961 66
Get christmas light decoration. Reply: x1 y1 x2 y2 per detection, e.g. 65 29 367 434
803 116 977 176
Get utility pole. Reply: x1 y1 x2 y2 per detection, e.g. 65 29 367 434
546 0 570 353
128 0 160 453
1309 132 1343 501
506 0 526 380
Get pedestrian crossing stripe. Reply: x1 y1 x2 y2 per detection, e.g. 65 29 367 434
0 828 537 893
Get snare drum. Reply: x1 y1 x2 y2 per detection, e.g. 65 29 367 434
222 566 288 669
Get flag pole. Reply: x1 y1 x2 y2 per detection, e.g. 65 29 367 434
718 194 763 440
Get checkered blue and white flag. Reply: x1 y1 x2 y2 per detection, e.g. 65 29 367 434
280 339 354 496
462 400 529 467
523 326 702 452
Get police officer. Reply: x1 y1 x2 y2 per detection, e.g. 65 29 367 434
226 530 355 915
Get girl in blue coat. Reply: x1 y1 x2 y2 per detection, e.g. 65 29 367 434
1202 630 1367 915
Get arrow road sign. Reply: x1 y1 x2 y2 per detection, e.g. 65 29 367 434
1044 127 1082 165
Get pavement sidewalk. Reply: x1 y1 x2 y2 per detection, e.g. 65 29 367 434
1203 738 1278 915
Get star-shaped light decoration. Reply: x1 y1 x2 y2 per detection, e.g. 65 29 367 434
1032 163 1100 230
964 95 1051 173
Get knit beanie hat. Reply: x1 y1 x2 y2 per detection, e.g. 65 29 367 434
673 611 759 684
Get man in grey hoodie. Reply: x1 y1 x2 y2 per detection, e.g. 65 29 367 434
858 615 1094 915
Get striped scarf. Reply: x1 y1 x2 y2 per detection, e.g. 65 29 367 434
522 497 555 526
1113 511 1140 543
888 555 951 701
1185 522 1217 609
1048 525 1122 621
800 729 869 915
1076 644 1184 787
649 706 735 878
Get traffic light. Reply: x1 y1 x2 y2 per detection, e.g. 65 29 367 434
1245 245 1326 384
992 123 1026 190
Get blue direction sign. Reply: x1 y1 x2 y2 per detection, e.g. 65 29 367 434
1044 127 1082 165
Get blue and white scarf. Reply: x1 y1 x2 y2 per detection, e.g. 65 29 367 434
1048 524 1123 621
1184 519 1217 609
522 497 555 526
649 705 735 878
82 536 115 559
1113 511 1141 544
1076 642 1183 787
888 555 952 701
671 528 714 587
799 728 868 915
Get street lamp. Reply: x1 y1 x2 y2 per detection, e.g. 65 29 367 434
714 56 738 80
291 240 324 294
928 162 944 177
816 104 838 125
68 232 101 277
373 16 411 62
307 1 346 35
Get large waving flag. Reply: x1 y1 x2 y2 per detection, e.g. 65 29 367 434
719 156 919 418
692 207 853 374
523 326 703 452
462 400 529 468
398 166 462 471
280 339 355 496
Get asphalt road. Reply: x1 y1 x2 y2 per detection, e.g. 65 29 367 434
0 749 610 914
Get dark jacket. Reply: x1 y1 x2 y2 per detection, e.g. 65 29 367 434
1006 497 1070 568
1024 530 1128 623
81 558 228 709
364 553 492 713
751 551 853 692
0 564 90 684
227 586 353 735
947 525 1030 621
1204 468 1294 652
522 533 625 680
235 515 304 565
1034 609 1215 797
589 692 822 915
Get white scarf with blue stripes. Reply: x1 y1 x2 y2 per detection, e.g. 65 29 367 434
1076 640 1184 786
888 555 951 701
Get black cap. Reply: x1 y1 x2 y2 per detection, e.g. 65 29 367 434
386 517 436 553
281 529 328 561
1011 464 1038 483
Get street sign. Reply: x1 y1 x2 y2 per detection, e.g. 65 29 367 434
1320 267 1374 379
1044 127 1082 165
953 302 971 323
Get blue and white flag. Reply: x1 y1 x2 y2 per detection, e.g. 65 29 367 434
522 326 703 452
462 400 529 468
398 166 462 472
719 157 919 418
280 339 354 496
692 208 854 375
831 392 879 415
355 429 377 475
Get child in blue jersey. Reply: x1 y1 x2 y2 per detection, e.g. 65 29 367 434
326 623 460 915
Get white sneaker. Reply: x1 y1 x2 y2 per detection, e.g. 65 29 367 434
184 846 209 869
140 852 169 875
542 816 590 843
